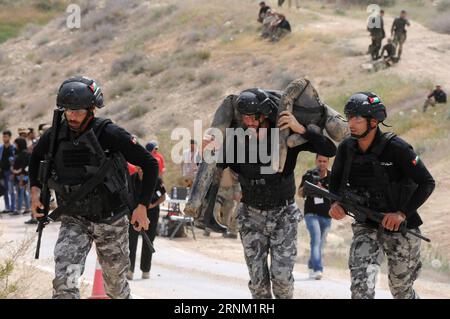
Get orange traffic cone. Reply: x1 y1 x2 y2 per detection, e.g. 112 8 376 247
88 259 109 299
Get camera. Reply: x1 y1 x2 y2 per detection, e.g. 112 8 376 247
306 168 321 185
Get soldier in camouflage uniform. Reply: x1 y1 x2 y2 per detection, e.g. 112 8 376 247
236 202 301 298
329 92 435 299
391 10 410 59
367 10 385 60
185 78 347 297
30 76 159 299
216 89 337 298
52 215 131 298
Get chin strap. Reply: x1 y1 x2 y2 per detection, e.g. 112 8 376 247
80 109 94 132
65 109 94 134
351 118 374 139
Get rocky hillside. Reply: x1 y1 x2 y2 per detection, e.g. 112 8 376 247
0 0 449 270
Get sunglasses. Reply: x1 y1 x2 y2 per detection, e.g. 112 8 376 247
65 109 88 115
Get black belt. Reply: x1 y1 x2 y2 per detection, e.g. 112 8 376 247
243 198 295 210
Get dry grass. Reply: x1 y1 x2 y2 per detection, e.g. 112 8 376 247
128 105 149 120
27 94 53 120
322 74 431 114
0 236 50 298
197 69 221 87
124 119 148 139
108 78 135 98
428 12 450 34
149 3 178 21
174 49 211 68
198 85 223 102
159 68 196 88
0 1 66 43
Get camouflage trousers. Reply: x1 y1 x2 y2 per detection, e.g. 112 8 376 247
53 215 131 299
422 97 442 113
214 186 238 234
236 202 302 299
349 223 422 299
271 28 290 42
393 32 407 57
369 33 383 60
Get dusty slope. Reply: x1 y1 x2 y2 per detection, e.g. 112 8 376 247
0 0 449 295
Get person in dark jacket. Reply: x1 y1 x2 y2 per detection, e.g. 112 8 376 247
423 85 447 113
391 10 410 58
329 92 435 299
127 165 166 280
271 14 291 42
30 76 159 299
11 137 31 216
0 130 16 214
257 1 271 23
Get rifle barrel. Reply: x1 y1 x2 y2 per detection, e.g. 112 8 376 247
406 229 431 242
141 230 156 254
35 226 43 259
304 182 431 243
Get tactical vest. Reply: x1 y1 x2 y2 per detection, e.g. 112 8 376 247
48 118 131 221
239 172 295 209
339 132 416 213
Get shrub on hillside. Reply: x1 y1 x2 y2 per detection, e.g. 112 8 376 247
128 105 148 120
175 49 211 67
197 69 221 87
109 79 134 97
28 95 52 119
0 83 17 98
110 53 166 77
36 35 50 46
0 118 7 132
23 24 42 40
150 4 178 21
160 68 196 87
272 70 297 90
141 91 155 102
178 30 204 45
178 27 220 45
126 122 147 139
436 0 450 12
110 53 143 77
334 0 396 6
0 237 38 298
78 24 117 52
33 0 66 12
42 41 72 60
199 85 222 102
428 12 450 34
82 0 139 29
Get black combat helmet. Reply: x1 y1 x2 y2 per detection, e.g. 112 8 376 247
344 92 387 122
236 91 260 115
56 76 104 109
236 89 277 118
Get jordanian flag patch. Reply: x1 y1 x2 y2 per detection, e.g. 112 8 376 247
369 96 380 104
412 155 420 166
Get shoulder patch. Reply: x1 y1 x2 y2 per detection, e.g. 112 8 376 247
412 155 420 166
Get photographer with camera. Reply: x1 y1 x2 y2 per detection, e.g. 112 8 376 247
298 154 332 280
